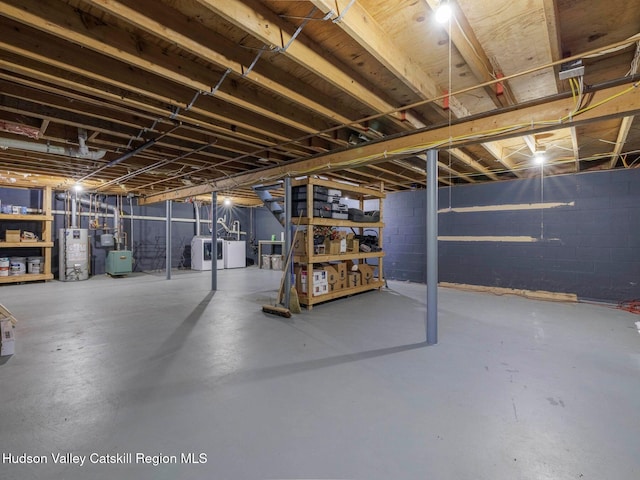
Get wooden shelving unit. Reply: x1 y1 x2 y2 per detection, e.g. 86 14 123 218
0 186 54 284
291 177 385 309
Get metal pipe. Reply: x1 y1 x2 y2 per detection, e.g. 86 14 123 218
56 193 123 249
284 177 292 308
71 193 78 228
128 195 134 251
166 200 172 280
211 192 217 291
194 202 201 236
426 149 439 345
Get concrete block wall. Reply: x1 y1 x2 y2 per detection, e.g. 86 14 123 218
383 168 640 303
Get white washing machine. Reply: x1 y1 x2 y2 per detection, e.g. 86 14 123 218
223 240 246 269
191 236 224 270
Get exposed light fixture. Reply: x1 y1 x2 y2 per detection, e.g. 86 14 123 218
533 148 546 165
73 183 83 192
223 197 232 207
435 2 452 24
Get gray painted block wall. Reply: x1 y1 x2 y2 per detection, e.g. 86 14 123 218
383 168 640 303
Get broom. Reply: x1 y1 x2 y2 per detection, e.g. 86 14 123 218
262 215 302 317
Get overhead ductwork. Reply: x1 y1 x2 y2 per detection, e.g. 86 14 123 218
0 128 106 160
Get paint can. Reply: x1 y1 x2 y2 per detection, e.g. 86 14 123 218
0 257 9 277
262 254 272 269
27 256 43 274
9 257 26 276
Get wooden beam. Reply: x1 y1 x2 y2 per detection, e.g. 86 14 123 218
424 0 517 106
448 148 500 180
542 0 563 93
570 126 580 172
38 119 49 137
139 82 640 204
482 141 523 177
438 161 476 183
2 0 340 139
609 116 634 168
0 57 306 154
195 0 407 127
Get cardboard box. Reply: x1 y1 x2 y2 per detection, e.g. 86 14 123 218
359 263 374 284
0 304 17 326
325 239 341 255
324 239 346 255
320 265 339 291
293 231 308 255
348 272 361 288
333 262 347 282
5 229 20 243
294 266 306 293
1 320 15 356
346 233 359 253
295 268 328 294
312 270 327 283
312 281 329 296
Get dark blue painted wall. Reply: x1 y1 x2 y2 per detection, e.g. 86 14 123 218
383 168 640 303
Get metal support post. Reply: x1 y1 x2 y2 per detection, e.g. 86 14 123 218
426 149 439 345
284 177 292 307
211 192 217 291
165 200 172 280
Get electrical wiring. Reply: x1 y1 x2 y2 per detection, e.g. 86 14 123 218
627 41 640 76
251 80 638 185
561 81 639 121
617 299 640 314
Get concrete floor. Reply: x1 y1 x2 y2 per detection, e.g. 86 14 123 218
0 267 638 480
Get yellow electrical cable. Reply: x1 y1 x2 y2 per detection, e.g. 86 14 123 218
562 82 638 121
239 82 639 187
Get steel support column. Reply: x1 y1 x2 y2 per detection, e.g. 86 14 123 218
165 200 172 280
284 177 292 307
211 192 217 291
426 149 438 345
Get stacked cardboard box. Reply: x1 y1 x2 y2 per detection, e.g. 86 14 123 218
295 268 329 296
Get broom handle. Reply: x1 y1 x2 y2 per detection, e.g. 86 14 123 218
277 214 302 304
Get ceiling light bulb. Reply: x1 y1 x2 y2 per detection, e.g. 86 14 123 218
73 183 83 192
223 197 232 207
533 152 545 165
435 3 452 24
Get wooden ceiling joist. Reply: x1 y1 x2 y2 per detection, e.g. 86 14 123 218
140 81 640 204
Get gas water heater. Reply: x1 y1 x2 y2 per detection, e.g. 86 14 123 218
59 228 89 281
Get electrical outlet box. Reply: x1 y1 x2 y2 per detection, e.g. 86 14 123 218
559 59 584 80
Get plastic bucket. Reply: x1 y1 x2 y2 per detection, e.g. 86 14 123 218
27 256 43 274
9 257 26 276
270 255 283 270
262 254 272 269
0 257 9 277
